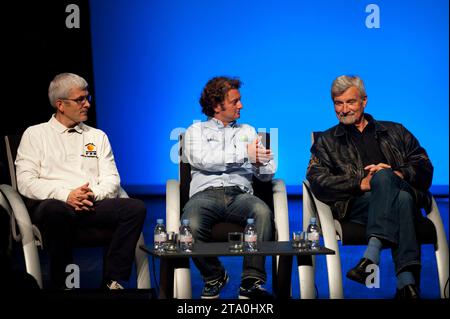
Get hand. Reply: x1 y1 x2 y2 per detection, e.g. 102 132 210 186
360 163 392 191
247 137 273 167
364 163 391 175
393 170 404 179
67 182 95 212
360 174 373 191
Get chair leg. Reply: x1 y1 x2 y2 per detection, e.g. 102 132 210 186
1 184 42 288
135 233 151 289
427 197 449 298
325 242 344 299
22 238 43 288
174 265 192 299
301 182 316 299
298 255 315 299
435 247 450 299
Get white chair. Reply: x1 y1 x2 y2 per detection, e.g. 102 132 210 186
165 133 290 298
299 131 449 299
2 134 151 289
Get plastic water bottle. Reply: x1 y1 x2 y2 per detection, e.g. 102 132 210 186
153 218 167 252
244 218 258 252
307 217 321 250
179 219 194 252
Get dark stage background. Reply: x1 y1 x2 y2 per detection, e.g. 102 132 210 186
1 0 96 184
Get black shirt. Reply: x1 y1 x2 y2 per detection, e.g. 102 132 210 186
346 118 387 176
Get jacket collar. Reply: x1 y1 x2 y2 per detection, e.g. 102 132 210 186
49 114 84 134
333 113 388 137
206 117 237 130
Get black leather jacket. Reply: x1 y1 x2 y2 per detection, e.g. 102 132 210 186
306 114 434 220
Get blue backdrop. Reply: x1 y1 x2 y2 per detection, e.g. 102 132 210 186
89 0 449 193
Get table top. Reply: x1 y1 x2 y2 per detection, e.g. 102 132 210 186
140 241 334 258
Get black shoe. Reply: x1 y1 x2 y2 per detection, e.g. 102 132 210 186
201 271 229 299
239 279 273 300
346 258 376 285
395 284 420 299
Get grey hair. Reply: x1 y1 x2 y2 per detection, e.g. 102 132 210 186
331 75 366 100
48 73 88 107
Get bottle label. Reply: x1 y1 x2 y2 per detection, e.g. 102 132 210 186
154 233 167 243
245 234 257 242
180 234 193 243
308 232 319 241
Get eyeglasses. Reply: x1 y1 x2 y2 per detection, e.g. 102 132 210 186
60 94 92 105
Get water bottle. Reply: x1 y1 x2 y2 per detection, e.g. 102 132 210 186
153 218 167 252
244 218 258 252
307 217 321 249
179 219 194 252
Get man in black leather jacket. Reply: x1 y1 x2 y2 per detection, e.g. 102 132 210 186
306 75 433 299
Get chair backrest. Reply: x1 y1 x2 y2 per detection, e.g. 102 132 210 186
0 192 13 257
179 132 274 212
4 135 22 191
179 134 191 211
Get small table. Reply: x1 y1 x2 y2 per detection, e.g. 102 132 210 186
140 241 334 299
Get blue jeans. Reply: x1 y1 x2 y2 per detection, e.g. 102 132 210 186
181 186 274 282
346 169 421 274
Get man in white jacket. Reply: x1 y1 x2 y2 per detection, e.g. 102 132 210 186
15 73 147 289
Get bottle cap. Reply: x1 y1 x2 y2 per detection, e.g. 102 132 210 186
157 218 164 224
247 218 254 224
182 219 189 225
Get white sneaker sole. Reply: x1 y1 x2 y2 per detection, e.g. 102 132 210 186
201 295 220 299
201 273 229 299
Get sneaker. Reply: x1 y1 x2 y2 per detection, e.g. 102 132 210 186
239 279 273 299
201 271 229 299
106 280 124 290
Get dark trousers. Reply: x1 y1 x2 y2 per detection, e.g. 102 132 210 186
346 169 421 274
181 186 274 283
26 197 147 289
